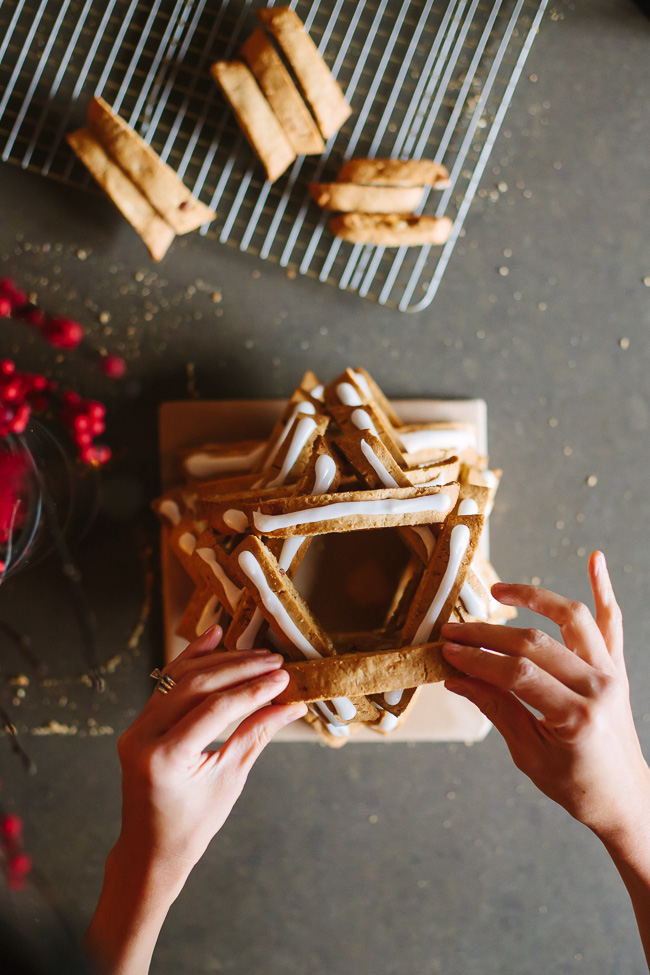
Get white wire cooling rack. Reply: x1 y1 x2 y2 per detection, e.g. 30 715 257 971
0 0 548 311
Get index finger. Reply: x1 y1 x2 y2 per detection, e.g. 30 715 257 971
491 582 613 669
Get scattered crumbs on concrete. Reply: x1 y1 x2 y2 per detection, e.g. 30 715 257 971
31 720 78 736
619 337 630 349
586 474 598 487
643 276 650 287
563 445 573 456
549 417 558 427
538 302 547 311
498 266 509 276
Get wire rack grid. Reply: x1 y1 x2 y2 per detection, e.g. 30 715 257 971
0 0 548 312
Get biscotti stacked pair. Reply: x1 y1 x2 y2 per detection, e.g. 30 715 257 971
154 368 514 747
212 7 352 182
310 159 454 247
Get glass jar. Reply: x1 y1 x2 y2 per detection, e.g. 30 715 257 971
0 419 100 579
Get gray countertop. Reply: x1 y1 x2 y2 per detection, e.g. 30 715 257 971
1 0 650 971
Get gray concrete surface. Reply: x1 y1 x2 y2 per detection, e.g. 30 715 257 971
1 0 650 972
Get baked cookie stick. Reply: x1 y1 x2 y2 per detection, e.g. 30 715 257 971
211 60 296 182
86 96 216 234
309 183 424 214
337 158 450 188
233 537 378 723
274 642 459 705
330 213 453 247
241 29 324 155
257 6 352 138
66 129 175 262
250 483 460 537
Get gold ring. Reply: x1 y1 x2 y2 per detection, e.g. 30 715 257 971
150 668 177 695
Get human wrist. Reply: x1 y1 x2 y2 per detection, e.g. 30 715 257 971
107 833 191 910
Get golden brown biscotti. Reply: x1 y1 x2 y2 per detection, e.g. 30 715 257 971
330 213 453 247
210 60 296 182
336 158 450 188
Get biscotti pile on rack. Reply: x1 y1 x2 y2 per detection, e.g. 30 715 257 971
154 368 514 747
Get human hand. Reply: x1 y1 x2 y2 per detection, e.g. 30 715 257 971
115 626 306 881
441 551 650 842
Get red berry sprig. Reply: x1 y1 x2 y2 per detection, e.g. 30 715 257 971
1 811 32 892
60 392 111 466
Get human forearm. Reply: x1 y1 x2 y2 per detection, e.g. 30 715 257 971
594 811 650 970
84 839 189 975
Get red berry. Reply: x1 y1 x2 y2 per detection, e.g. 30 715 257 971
0 296 11 318
80 444 111 466
90 419 105 436
42 317 84 350
74 431 93 447
101 354 126 379
1 814 23 840
9 852 32 876
62 391 81 407
0 361 15 377
10 404 30 434
87 401 106 420
17 305 46 328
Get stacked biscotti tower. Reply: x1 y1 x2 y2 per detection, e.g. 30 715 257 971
154 368 514 747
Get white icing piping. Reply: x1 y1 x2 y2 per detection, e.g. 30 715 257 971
178 532 196 555
351 408 378 435
196 595 222 636
263 401 316 470
253 492 453 534
184 444 264 478
312 453 337 495
266 416 318 489
384 689 403 706
360 438 398 488
236 606 264 649
458 498 479 516
197 548 242 610
278 454 338 571
336 382 363 406
349 370 373 399
459 581 489 620
413 523 471 645
310 384 325 400
377 710 399 732
238 551 356 722
223 509 249 532
400 429 477 453
159 499 181 525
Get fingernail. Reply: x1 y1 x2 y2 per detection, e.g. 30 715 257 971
264 669 288 683
442 642 462 655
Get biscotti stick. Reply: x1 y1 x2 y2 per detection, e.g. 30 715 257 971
66 129 175 261
249 483 460 537
257 7 352 138
330 213 453 247
190 533 243 616
180 439 266 481
309 183 424 214
241 29 324 155
273 643 459 705
232 537 378 723
211 60 296 183
86 96 216 234
334 431 412 490
336 158 450 188
257 413 330 490
401 513 485 647
176 586 222 643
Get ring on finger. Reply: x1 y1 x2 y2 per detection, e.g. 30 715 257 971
150 667 177 695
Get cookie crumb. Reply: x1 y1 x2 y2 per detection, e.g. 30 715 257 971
586 474 598 487
619 337 630 349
